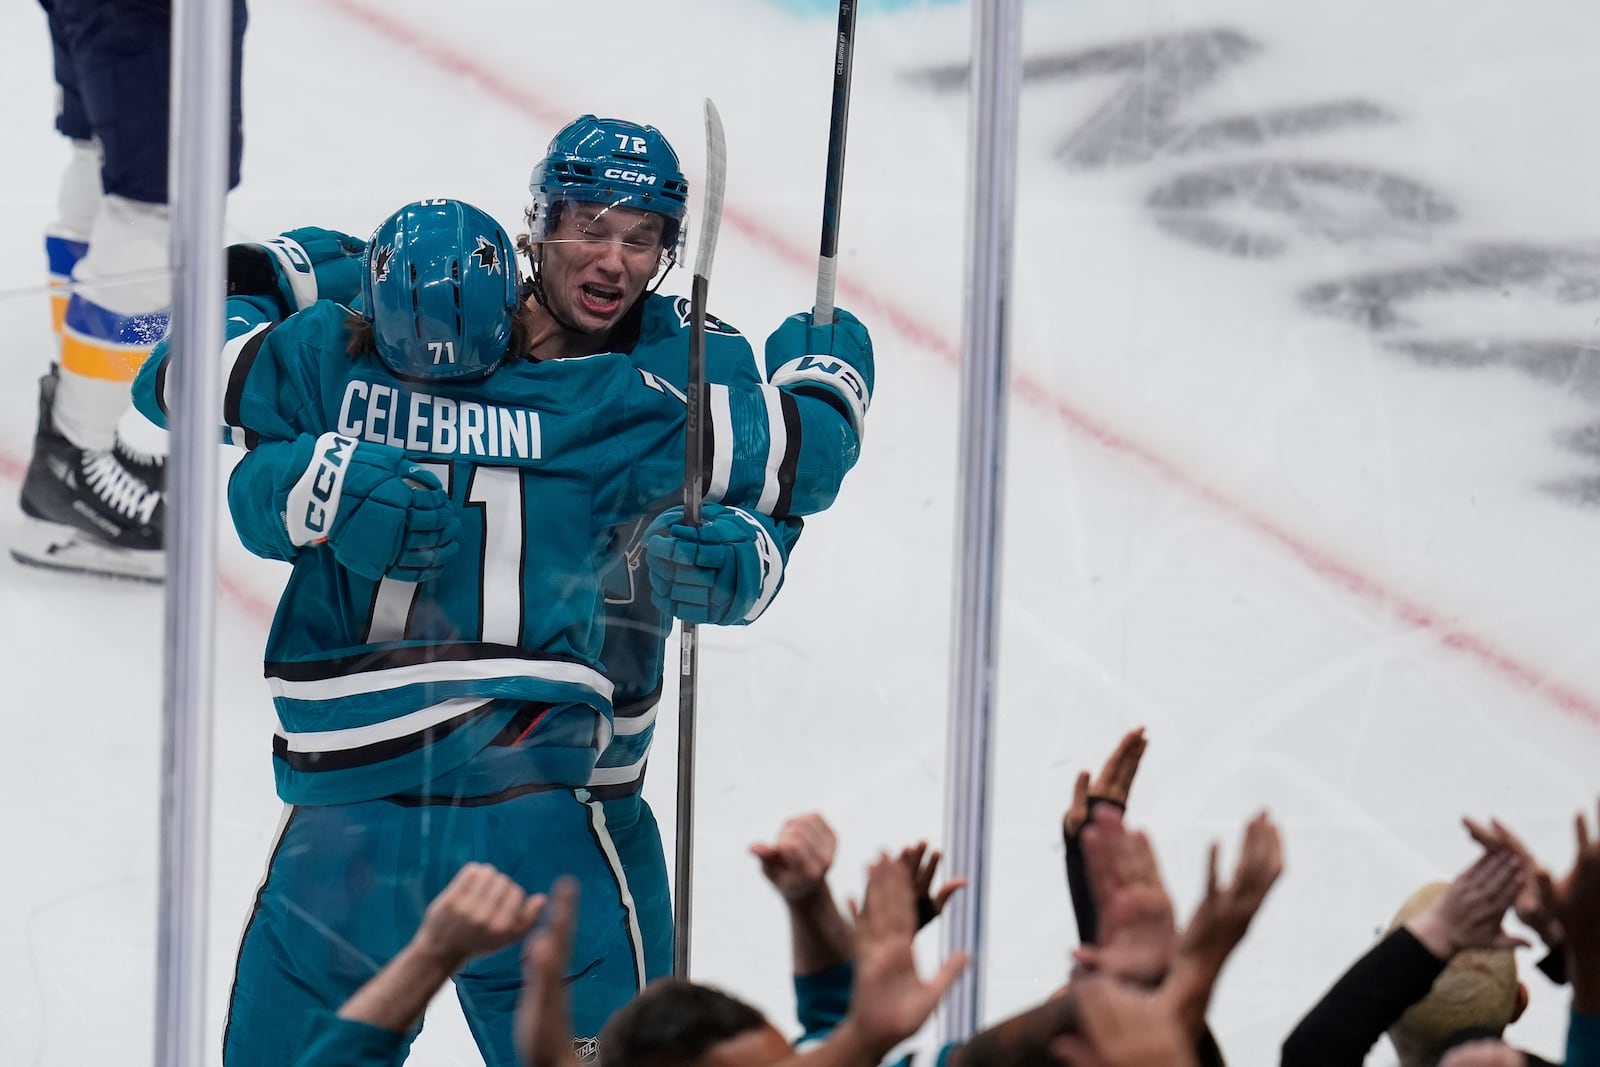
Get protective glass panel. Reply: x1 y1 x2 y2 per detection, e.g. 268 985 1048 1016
4 0 1597 1064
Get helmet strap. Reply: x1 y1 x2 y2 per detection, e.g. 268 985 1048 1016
644 253 677 297
526 240 587 337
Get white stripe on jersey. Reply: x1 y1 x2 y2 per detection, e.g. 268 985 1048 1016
612 703 658 737
365 577 417 642
275 697 490 753
707 384 734 503
587 756 649 787
757 385 787 514
267 656 615 703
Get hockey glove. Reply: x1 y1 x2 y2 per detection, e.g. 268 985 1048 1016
284 433 460 583
764 306 874 436
227 227 368 319
643 503 783 626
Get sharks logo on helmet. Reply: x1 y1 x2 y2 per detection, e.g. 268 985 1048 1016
472 235 501 275
372 244 394 283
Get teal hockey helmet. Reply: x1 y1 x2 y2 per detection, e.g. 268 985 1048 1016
360 199 519 382
528 115 689 260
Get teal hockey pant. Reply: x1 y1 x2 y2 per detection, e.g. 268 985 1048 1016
222 786 645 1066
600 793 673 981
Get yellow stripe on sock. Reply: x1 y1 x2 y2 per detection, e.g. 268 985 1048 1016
60 328 151 383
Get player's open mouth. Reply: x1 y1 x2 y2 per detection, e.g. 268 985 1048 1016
579 284 623 315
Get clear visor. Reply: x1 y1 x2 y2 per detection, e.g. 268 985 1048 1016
534 197 685 267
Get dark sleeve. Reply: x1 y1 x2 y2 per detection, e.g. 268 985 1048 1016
1064 829 1097 944
793 960 854 1046
1281 927 1447 1067
1062 798 1123 945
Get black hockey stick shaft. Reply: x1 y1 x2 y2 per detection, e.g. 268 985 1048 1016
674 99 726 979
814 0 858 326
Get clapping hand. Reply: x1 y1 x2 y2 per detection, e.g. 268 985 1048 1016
897 841 967 930
1073 807 1177 986
846 854 969 1059
1065 728 1147 838
752 813 837 904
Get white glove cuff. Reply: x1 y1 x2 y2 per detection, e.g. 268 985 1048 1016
261 234 319 311
729 507 784 623
768 355 870 438
286 433 358 545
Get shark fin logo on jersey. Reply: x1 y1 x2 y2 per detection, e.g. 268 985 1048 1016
472 235 501 275
372 245 394 283
671 295 740 336
600 515 652 606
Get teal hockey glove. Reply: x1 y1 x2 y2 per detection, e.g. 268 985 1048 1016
283 433 460 583
764 306 874 436
227 227 368 318
643 503 784 625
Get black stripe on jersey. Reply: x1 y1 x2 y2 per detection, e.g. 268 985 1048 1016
154 356 171 419
586 773 647 801
223 323 275 450
384 779 563 807
265 641 592 683
698 382 716 488
614 684 663 721
775 391 801 516
272 699 495 772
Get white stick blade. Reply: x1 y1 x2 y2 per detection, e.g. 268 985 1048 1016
696 99 727 280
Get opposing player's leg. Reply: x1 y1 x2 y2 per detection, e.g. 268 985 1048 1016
15 0 247 579
455 788 647 1066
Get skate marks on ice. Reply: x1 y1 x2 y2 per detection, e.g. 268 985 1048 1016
907 26 1600 504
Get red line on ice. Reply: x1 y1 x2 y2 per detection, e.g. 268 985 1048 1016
318 0 1600 727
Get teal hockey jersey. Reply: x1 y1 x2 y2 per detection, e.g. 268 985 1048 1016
588 293 808 796
131 296 863 804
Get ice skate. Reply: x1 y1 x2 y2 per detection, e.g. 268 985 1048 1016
11 368 165 581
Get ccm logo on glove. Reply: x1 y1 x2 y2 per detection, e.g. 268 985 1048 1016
297 433 356 543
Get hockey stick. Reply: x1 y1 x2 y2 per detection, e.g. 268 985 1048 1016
674 97 727 979
814 0 858 326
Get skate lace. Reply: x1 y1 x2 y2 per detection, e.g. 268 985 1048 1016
82 450 161 524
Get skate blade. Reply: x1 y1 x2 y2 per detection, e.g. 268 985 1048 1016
10 514 165 583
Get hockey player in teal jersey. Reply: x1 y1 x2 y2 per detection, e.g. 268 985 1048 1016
130 196 871 1066
519 116 872 989
214 114 876 1011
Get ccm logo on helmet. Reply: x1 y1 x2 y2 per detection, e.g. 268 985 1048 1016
604 168 657 186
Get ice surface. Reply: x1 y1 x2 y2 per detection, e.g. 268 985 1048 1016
3 0 1599 1063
